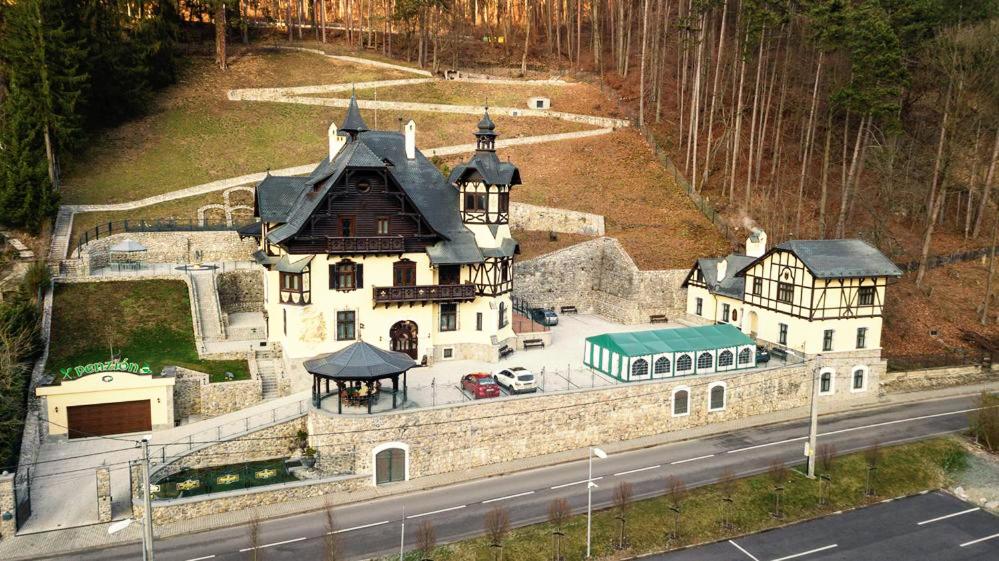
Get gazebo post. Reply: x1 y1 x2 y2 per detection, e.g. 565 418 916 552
337 381 344 414
392 375 398 409
311 375 316 407
403 370 408 402
366 380 374 414
325 378 329 394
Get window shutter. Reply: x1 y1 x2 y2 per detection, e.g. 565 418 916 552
356 264 364 288
330 264 339 289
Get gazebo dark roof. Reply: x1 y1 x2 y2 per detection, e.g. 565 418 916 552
304 341 416 381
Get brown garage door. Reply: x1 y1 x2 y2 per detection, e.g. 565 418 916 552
67 400 151 439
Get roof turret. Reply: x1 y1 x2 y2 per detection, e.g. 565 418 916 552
340 91 369 136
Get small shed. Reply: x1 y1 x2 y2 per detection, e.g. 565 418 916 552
528 96 551 110
583 324 756 382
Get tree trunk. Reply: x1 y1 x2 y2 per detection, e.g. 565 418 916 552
795 53 823 233
216 3 228 70
521 0 531 75
700 0 727 189
43 124 59 191
915 83 955 286
638 0 650 127
240 0 250 44
973 128 999 238
743 28 765 208
688 10 706 191
835 114 867 239
729 54 746 205
982 212 999 324
818 111 832 239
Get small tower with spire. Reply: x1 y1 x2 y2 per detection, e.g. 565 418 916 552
474 108 498 152
339 92 369 140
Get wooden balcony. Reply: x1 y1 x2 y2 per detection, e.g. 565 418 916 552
326 236 405 254
373 283 477 306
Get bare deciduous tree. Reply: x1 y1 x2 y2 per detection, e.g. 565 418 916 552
248 510 262 561
768 459 787 518
322 499 342 561
718 467 736 529
613 480 633 549
971 391 999 451
665 475 686 540
817 442 836 506
416 519 436 561
864 442 881 497
547 497 570 561
484 506 511 560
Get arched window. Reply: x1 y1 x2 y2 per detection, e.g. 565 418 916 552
631 358 649 378
654 356 671 375
708 382 726 411
738 348 752 365
732 309 738 321
373 443 409 485
697 352 713 370
676 354 692 373
820 371 833 394
498 302 508 328
672 387 690 416
718 350 734 367
393 259 416 286
852 366 868 392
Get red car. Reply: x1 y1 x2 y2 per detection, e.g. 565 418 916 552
462 373 501 399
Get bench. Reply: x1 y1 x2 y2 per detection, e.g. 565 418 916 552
770 347 789 361
522 338 545 349
560 305 578 314
649 314 669 324
499 345 515 359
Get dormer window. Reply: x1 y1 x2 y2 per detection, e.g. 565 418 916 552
465 192 487 212
356 179 371 193
338 216 355 237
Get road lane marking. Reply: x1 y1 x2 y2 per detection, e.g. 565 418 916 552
185 556 216 561
960 532 999 547
917 507 980 525
238 537 307 551
613 465 661 476
482 491 535 504
407 505 466 519
671 454 715 465
771 544 838 561
331 520 390 534
551 476 603 490
727 437 807 454
728 540 761 561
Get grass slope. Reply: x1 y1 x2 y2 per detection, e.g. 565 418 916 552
400 438 966 561
48 280 248 382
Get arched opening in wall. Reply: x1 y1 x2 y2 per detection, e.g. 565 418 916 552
654 356 671 375
852 366 868 392
631 358 649 378
672 387 690 416
390 321 419 359
718 350 734 368
708 383 726 411
749 311 759 338
697 352 713 370
820 370 834 394
676 354 692 374
738 348 752 365
374 444 408 485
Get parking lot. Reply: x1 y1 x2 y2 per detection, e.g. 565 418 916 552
649 491 999 561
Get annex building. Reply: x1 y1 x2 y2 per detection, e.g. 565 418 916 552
251 96 520 361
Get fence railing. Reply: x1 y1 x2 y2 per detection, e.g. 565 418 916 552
149 398 308 481
75 217 257 256
885 351 989 372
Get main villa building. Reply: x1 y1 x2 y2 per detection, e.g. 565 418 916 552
251 96 519 361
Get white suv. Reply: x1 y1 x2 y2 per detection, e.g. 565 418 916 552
493 367 538 394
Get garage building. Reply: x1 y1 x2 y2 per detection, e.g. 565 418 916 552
583 324 757 382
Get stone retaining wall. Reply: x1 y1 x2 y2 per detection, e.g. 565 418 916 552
514 237 687 323
881 365 994 394
172 366 263 421
510 202 605 236
217 270 264 314
0 472 14 541
79 231 256 271
308 362 875 480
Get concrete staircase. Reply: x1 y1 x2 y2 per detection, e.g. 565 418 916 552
49 207 74 260
255 349 282 400
191 272 225 342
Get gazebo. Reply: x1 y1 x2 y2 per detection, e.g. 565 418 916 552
304 341 417 414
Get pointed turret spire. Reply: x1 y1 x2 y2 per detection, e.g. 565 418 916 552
474 107 498 151
340 90 369 137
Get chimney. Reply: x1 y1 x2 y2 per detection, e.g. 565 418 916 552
405 120 416 160
716 259 728 282
746 228 767 258
328 121 346 160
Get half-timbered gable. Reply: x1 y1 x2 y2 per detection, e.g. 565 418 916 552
250 96 519 361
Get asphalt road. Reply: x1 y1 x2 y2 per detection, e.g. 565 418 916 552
648 491 999 561
42 393 987 561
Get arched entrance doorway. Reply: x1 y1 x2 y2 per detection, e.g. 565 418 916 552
748 311 759 338
390 320 418 359
373 443 409 485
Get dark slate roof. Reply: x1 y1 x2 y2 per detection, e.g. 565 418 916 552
481 237 519 258
304 341 417 380
448 150 522 186
753 239 903 279
256 175 309 223
340 94 369 133
260 127 484 264
693 254 756 299
275 255 313 273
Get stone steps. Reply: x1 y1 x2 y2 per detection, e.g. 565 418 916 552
49 208 74 260
191 272 225 342
255 349 281 401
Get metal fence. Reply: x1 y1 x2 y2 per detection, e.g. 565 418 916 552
75 217 257 256
59 260 259 279
885 351 988 372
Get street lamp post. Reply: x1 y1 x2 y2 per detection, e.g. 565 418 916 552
586 446 608 559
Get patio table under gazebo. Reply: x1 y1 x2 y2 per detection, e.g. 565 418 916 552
109 238 147 270
304 341 417 414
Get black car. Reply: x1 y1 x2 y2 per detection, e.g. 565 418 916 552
530 308 559 327
755 346 771 364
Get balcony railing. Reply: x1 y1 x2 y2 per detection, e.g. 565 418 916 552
326 236 405 254
373 283 477 305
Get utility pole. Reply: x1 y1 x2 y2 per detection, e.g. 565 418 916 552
806 356 822 479
399 507 405 560
140 436 155 561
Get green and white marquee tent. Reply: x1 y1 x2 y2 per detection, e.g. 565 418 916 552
583 324 757 382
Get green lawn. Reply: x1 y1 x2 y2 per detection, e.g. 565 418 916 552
48 280 248 383
394 438 967 560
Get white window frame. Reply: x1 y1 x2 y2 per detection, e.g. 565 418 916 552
675 353 693 374
819 367 836 396
442 347 455 360
371 441 410 486
850 365 869 393
671 385 691 417
707 381 727 412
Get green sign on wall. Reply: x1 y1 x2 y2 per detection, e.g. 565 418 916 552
60 358 152 381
